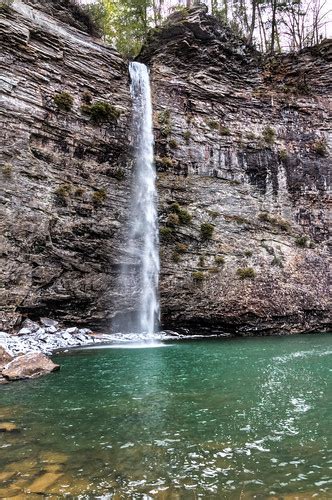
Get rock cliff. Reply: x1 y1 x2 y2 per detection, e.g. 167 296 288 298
1 2 331 335
141 6 331 334
0 0 132 329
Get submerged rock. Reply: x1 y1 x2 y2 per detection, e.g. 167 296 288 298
0 422 19 433
2 353 60 381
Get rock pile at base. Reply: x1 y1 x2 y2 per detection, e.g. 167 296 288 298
0 318 113 382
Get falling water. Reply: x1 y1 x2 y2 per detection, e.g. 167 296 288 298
124 61 160 334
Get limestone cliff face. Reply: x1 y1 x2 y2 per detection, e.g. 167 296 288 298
140 7 331 334
0 0 132 329
1 2 331 335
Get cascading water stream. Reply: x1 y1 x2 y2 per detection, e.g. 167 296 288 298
122 61 159 335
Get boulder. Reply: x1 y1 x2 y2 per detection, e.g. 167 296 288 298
0 422 18 433
65 327 79 335
46 326 58 334
18 327 33 336
2 353 60 381
21 319 40 332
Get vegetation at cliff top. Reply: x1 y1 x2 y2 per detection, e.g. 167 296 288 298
83 0 329 58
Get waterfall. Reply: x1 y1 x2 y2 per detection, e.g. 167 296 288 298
123 61 160 334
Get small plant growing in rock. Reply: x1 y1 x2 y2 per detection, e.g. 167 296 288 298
223 214 249 225
82 91 92 104
199 255 205 267
209 267 220 274
92 188 107 205
192 271 205 281
208 210 220 219
201 222 214 240
258 212 290 232
183 131 191 144
246 132 256 140
236 267 256 279
158 109 170 125
2 162 12 178
295 235 309 248
112 168 125 181
158 109 171 137
160 226 173 241
278 148 288 161
207 120 219 130
168 138 178 149
215 255 225 265
74 187 85 197
172 252 181 263
158 156 174 168
220 126 231 136
0 1 13 12
271 255 283 267
167 212 180 226
312 139 328 157
262 126 276 145
55 184 72 203
170 203 192 225
54 92 74 111
160 124 172 137
176 242 188 253
244 250 253 257
82 101 120 124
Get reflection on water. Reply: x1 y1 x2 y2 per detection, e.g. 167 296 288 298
0 333 331 498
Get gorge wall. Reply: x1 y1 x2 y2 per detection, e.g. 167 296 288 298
1 1 331 334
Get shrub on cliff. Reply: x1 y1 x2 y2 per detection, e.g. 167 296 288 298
82 101 120 124
192 271 205 281
160 227 173 241
236 267 256 279
262 126 276 145
170 203 192 225
312 139 328 157
54 92 74 111
200 223 214 240
92 188 107 205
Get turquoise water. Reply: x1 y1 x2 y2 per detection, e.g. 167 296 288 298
0 334 331 498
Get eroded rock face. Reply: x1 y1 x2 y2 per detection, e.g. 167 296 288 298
1 2 331 335
140 7 331 334
2 352 60 380
0 0 132 328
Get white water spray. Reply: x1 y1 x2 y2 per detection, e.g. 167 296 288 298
126 62 160 334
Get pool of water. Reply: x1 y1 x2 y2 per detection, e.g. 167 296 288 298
1 334 331 498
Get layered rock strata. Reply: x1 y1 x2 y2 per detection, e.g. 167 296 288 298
0 0 132 329
140 7 331 334
1 2 331 335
